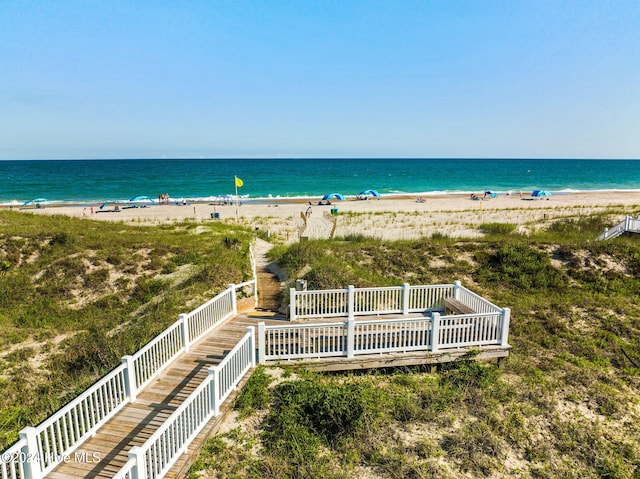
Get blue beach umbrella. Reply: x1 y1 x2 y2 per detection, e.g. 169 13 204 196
531 190 552 198
322 193 345 201
358 189 380 198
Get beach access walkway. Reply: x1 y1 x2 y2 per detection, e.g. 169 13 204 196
47 311 283 479
2 255 511 479
596 215 640 241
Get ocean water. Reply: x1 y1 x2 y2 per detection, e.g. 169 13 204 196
0 158 639 205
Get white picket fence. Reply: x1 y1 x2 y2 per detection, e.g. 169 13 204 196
1 248 257 479
261 281 509 361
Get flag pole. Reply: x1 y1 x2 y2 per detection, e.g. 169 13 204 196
234 176 239 220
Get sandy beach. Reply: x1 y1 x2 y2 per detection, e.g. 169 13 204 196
12 191 640 242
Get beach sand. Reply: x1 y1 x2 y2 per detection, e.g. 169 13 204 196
12 191 640 242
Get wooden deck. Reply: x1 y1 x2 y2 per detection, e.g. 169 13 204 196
47 310 509 479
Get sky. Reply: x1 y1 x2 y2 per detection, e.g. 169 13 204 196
1 0 639 160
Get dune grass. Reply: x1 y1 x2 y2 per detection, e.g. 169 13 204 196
192 213 640 478
0 210 253 449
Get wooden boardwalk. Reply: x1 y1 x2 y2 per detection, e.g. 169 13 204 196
47 311 509 478
48 312 285 479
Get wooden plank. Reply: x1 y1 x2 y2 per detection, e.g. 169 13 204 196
443 297 475 315
267 346 510 372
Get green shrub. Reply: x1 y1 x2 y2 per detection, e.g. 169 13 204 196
479 222 517 235
234 365 273 416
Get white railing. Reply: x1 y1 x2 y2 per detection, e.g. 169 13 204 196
130 321 184 394
1 248 258 479
290 283 454 321
117 328 255 479
438 312 503 348
291 288 348 319
408 284 452 312
596 216 640 241
262 281 510 362
353 286 403 315
353 317 433 354
259 309 509 363
258 322 347 360
453 282 502 314
185 287 236 347
14 363 129 479
0 437 27 479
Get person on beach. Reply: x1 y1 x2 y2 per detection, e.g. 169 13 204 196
306 206 312 218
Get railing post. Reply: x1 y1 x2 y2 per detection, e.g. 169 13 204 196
228 284 237 315
258 322 266 364
453 280 461 300
253 279 259 308
129 446 147 479
208 366 220 416
348 285 355 321
289 288 296 321
19 426 42 479
121 355 137 403
346 318 355 358
431 312 440 353
246 326 256 368
180 313 190 353
500 308 511 347
402 282 410 315
250 246 259 308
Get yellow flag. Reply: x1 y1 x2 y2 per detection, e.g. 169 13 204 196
235 176 244 188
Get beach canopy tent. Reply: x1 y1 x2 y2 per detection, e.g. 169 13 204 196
531 190 552 198
358 189 381 198
22 198 48 207
215 194 235 204
322 193 346 201
484 190 498 198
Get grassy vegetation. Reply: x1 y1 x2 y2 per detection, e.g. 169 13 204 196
0 210 253 449
192 212 640 478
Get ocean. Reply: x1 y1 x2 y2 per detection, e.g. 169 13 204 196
0 158 639 206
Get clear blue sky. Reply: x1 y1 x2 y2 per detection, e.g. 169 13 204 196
1 1 638 159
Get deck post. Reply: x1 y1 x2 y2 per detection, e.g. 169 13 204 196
121 355 137 403
228 284 238 315
346 318 355 358
208 366 220 416
348 285 355 321
402 283 410 315
247 326 256 368
180 313 190 353
289 288 296 321
19 426 41 479
258 322 266 364
128 446 147 479
250 246 259 308
453 280 462 300
253 279 259 308
431 313 440 353
500 308 511 347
